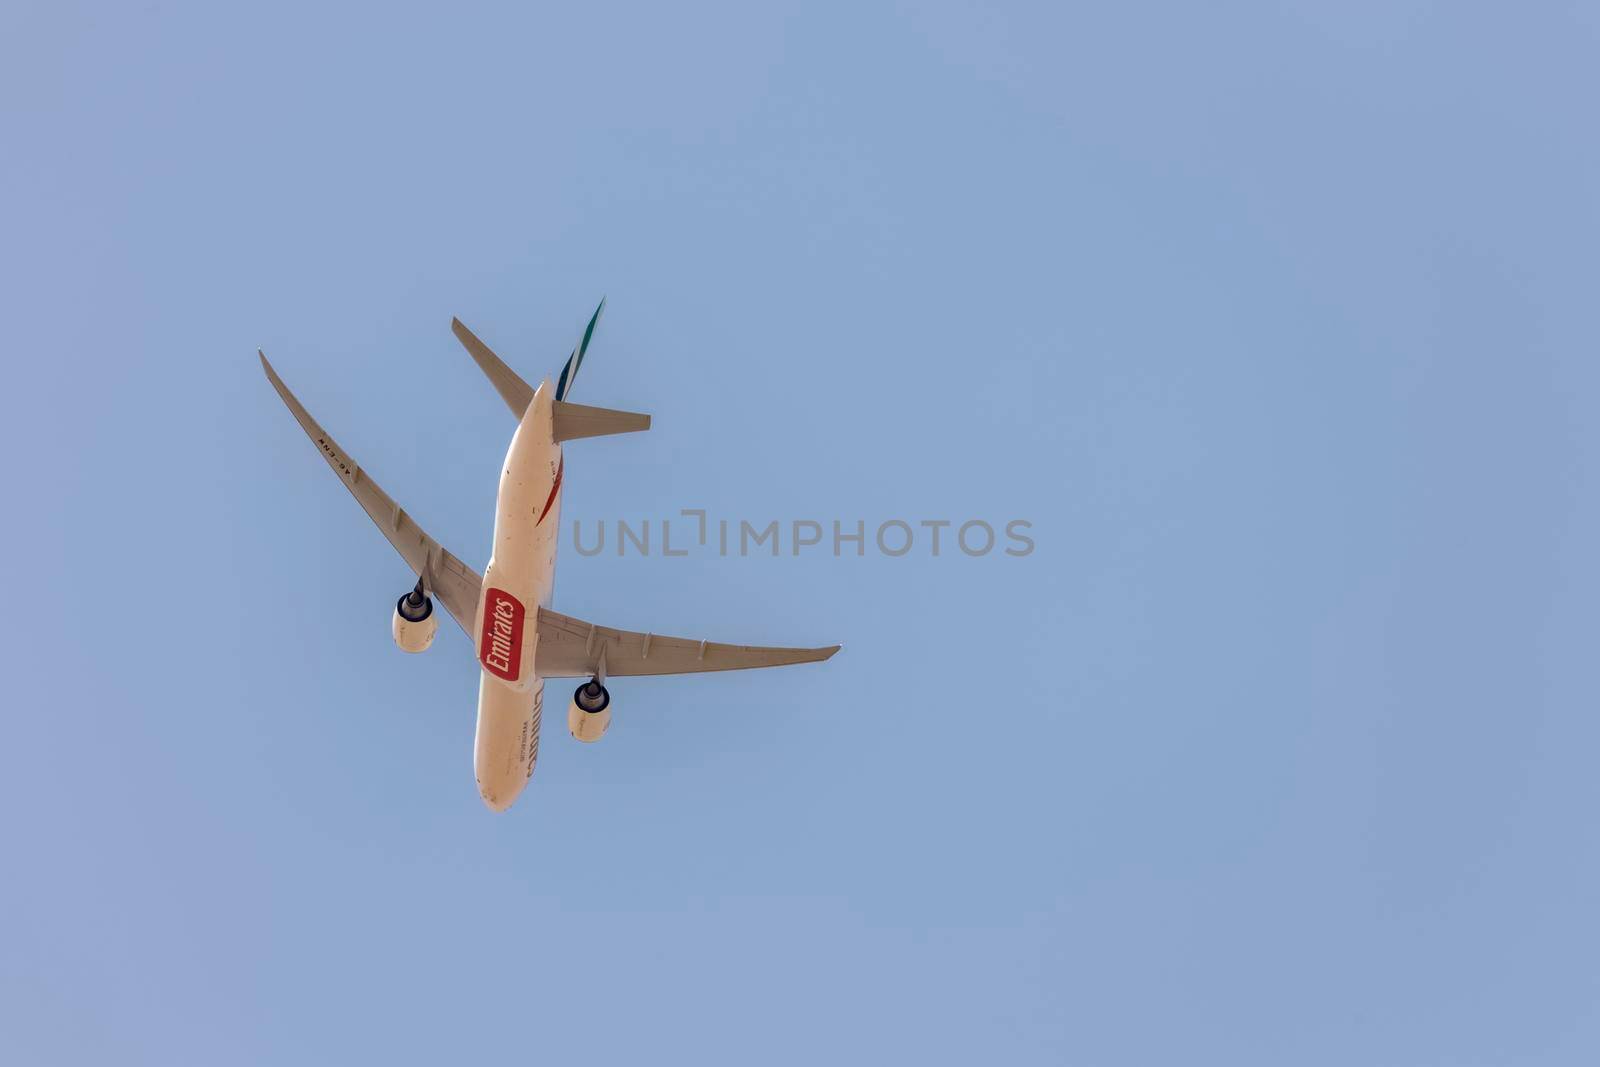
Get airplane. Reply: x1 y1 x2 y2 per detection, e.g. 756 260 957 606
259 301 840 812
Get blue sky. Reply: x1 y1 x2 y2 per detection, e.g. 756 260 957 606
4 2 1599 1063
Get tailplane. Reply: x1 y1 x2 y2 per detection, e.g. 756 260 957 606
552 400 651 442
452 317 535 418
452 300 647 439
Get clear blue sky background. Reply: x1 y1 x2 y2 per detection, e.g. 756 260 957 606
3 2 1598 1063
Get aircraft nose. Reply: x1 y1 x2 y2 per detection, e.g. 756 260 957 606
478 783 517 813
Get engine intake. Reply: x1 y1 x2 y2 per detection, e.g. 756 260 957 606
392 581 437 653
568 680 612 742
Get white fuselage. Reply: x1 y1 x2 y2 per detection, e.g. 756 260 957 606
472 378 563 811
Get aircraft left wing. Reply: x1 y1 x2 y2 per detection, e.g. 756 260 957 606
260 352 483 638
534 607 840 678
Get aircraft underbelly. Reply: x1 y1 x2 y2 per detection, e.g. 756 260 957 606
474 672 543 812
472 382 560 811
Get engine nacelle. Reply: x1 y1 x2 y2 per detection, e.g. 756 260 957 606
567 680 612 742
392 590 438 653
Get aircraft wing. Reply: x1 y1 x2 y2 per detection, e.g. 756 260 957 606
534 607 840 678
260 353 483 638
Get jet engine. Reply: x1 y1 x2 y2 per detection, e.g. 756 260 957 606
392 579 437 653
567 679 612 742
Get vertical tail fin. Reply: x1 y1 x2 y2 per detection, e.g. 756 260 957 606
554 298 605 401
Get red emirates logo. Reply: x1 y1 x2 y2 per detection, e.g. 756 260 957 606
479 588 526 680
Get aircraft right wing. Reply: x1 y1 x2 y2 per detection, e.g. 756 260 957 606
259 352 484 639
534 607 841 678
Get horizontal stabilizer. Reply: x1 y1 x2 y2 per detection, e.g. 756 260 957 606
552 400 651 442
452 317 534 418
